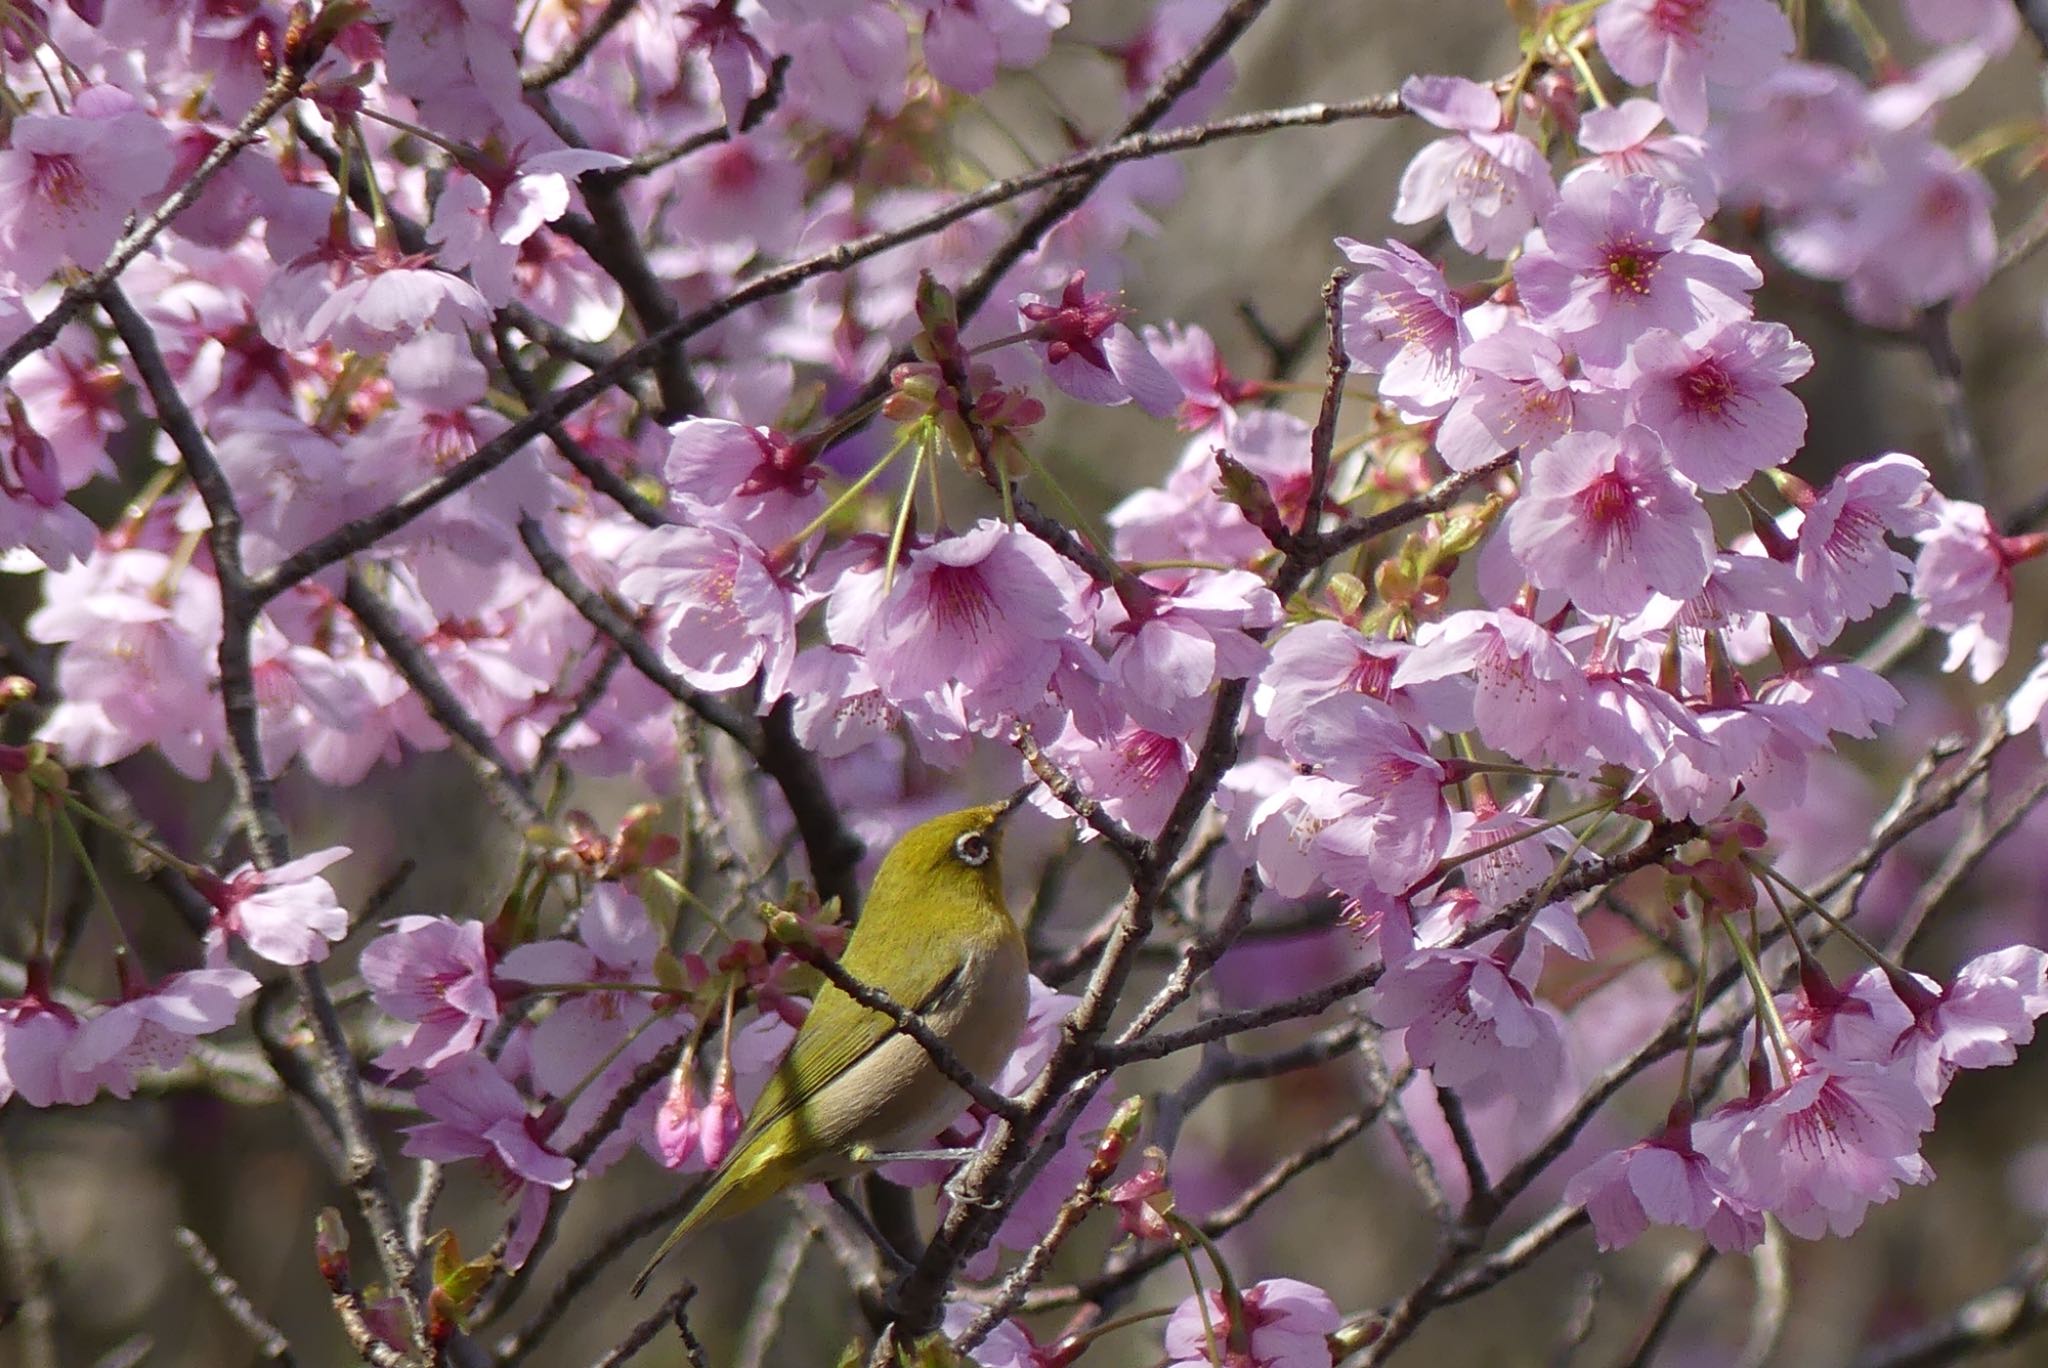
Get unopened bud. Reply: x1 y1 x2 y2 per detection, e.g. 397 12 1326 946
1213 452 1287 545
1088 1097 1145 1180
313 1208 351 1290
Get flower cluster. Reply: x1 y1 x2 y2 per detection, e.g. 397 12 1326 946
1 1 2045 1363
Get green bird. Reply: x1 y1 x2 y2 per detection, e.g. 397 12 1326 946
633 794 1031 1293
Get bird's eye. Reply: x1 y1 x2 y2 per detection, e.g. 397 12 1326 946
953 830 991 867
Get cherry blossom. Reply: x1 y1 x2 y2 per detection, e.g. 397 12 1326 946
1394 75 1557 259
1163 1277 1340 1368
617 520 798 701
360 915 502 1075
1624 321 1811 492
403 1055 574 1269
0 86 173 284
67 964 260 1100
1516 174 1761 370
1570 99 1718 215
1504 425 1715 617
198 847 353 967
1336 238 1469 420
1373 945 1566 1103
1912 498 2036 683
1783 453 1936 643
1565 1114 1764 1252
850 520 1082 732
1017 272 1182 417
1594 0 1795 133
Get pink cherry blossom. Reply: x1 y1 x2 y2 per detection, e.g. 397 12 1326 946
428 147 626 304
500 886 667 1097
1045 722 1192 840
199 847 352 967
1699 1055 1933 1238
1100 570 1279 733
403 1055 574 1269
0 396 98 570
0 964 91 1108
1570 99 1718 214
1258 620 1464 748
1564 1115 1764 1252
259 242 491 355
617 520 798 701
1373 945 1566 1103
1516 174 1761 369
1018 272 1181 416
1163 1277 1340 1368
67 964 259 1100
1437 319 1622 471
1143 320 1260 434
1113 0 1236 124
0 85 172 284
680 4 775 129
908 0 1069 95
941 1303 1064 1368
663 418 825 546
1595 0 1795 133
1110 409 1316 566
1860 950 2048 1103
1394 74 1557 259
29 546 222 776
1396 610 1590 767
853 520 1081 731
1285 694 1452 895
1785 453 1936 643
1335 238 1469 420
1625 321 1811 491
1505 425 1715 617
360 915 502 1074
1912 497 2035 683
665 132 807 251
765 6 913 135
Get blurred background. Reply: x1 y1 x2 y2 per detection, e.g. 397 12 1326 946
8 2 2048 1365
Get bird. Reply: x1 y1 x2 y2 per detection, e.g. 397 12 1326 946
632 792 1032 1293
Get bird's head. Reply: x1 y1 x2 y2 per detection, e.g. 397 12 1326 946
869 787 1033 914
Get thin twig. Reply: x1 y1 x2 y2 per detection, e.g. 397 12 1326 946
590 1285 697 1368
733 1217 820 1368
176 1226 296 1365
1614 1247 1715 1368
342 571 546 827
523 0 640 88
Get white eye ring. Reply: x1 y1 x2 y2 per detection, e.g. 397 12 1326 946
953 831 991 867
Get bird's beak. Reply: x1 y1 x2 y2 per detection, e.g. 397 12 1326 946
992 782 1036 826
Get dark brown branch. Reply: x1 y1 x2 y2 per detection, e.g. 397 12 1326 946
492 322 668 528
101 283 448 1360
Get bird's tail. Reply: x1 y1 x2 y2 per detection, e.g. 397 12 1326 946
630 1147 796 1296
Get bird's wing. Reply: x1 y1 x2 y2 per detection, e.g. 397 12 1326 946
735 957 965 1151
